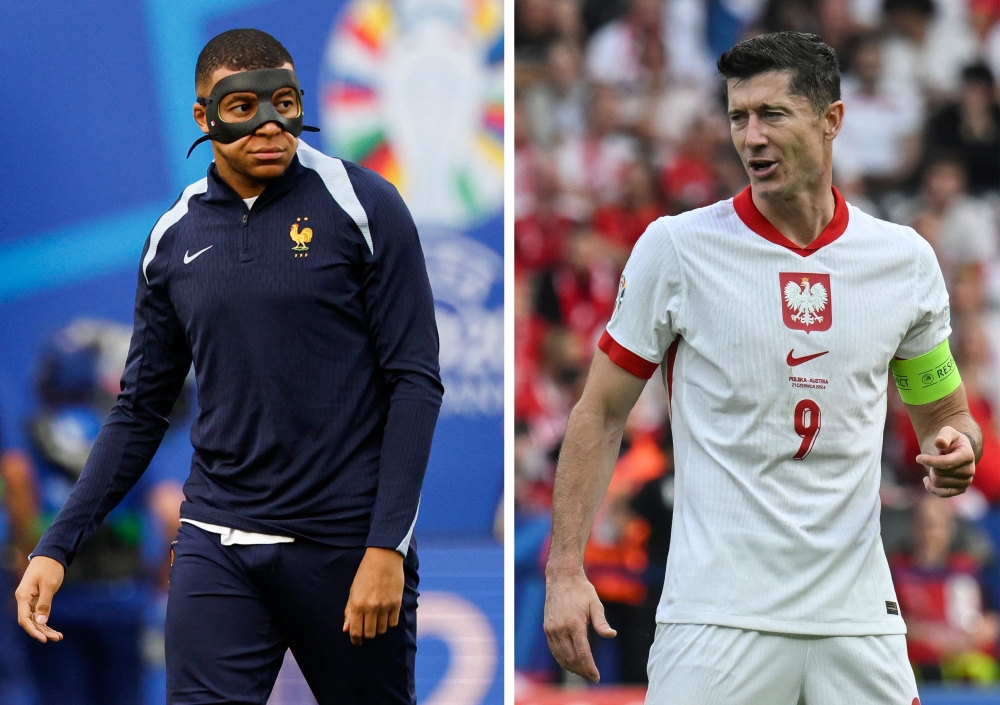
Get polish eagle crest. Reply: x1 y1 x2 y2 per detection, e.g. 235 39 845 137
783 276 827 327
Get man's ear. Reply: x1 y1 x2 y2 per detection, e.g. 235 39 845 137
824 100 844 142
193 102 210 135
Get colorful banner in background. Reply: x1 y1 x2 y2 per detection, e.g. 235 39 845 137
0 1 502 703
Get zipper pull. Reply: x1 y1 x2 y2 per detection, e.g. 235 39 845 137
242 214 249 225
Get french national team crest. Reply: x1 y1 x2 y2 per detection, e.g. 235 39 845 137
290 217 313 258
780 272 832 333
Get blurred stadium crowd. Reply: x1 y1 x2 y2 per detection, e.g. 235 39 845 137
514 0 1000 688
0 320 189 705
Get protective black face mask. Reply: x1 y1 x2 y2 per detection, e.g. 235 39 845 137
187 68 320 157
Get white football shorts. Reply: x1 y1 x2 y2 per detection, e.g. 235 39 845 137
644 623 920 705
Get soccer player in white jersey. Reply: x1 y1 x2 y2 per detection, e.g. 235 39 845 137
543 32 983 704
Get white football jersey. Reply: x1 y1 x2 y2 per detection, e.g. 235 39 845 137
602 187 950 636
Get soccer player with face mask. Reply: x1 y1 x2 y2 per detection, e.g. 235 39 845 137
544 32 982 704
15 28 442 705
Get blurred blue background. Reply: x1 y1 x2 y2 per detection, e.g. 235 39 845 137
0 1 503 704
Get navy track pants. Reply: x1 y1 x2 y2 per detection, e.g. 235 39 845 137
165 522 418 705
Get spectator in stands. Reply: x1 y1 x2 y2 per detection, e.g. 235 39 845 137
525 326 590 454
516 276 547 423
950 263 989 320
522 41 589 148
834 31 924 197
924 62 1000 194
760 0 824 36
578 0 627 34
659 115 728 213
585 0 666 90
818 0 865 52
881 0 978 102
760 0 868 53
516 152 575 273
551 0 586 46
909 154 998 276
515 100 550 221
589 0 718 89
891 496 1000 682
534 226 618 342
516 0 560 64
593 159 666 261
555 86 637 218
970 0 1000 45
714 148 753 200
515 420 555 518
642 71 714 155
755 0 832 39
985 5 1000 78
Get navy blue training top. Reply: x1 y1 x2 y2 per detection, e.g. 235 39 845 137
34 141 443 567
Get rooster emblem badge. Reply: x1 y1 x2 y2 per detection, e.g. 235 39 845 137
290 217 313 257
779 272 832 332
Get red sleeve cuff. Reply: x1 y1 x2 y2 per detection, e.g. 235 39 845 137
598 331 659 379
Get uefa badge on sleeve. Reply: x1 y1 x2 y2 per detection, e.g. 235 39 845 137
612 274 626 320
780 272 832 333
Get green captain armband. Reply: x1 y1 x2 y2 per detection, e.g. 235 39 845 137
890 339 961 405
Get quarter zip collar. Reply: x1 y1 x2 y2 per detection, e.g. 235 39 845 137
203 153 306 210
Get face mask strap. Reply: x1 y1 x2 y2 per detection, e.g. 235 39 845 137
186 135 214 159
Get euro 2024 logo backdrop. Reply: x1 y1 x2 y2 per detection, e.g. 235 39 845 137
321 0 504 417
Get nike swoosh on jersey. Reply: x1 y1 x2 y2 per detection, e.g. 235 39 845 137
183 246 213 264
786 349 830 366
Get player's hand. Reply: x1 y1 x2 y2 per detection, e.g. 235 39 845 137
343 547 404 645
917 426 976 498
14 555 65 643
543 567 616 683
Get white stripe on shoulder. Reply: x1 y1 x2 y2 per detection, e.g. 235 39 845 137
395 495 421 557
296 140 373 254
142 178 209 284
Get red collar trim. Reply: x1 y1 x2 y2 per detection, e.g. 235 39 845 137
733 186 849 257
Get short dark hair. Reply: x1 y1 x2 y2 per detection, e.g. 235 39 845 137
883 0 935 18
717 32 841 115
195 29 294 92
961 61 995 87
924 148 968 176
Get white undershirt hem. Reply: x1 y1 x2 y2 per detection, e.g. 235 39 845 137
180 518 294 545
